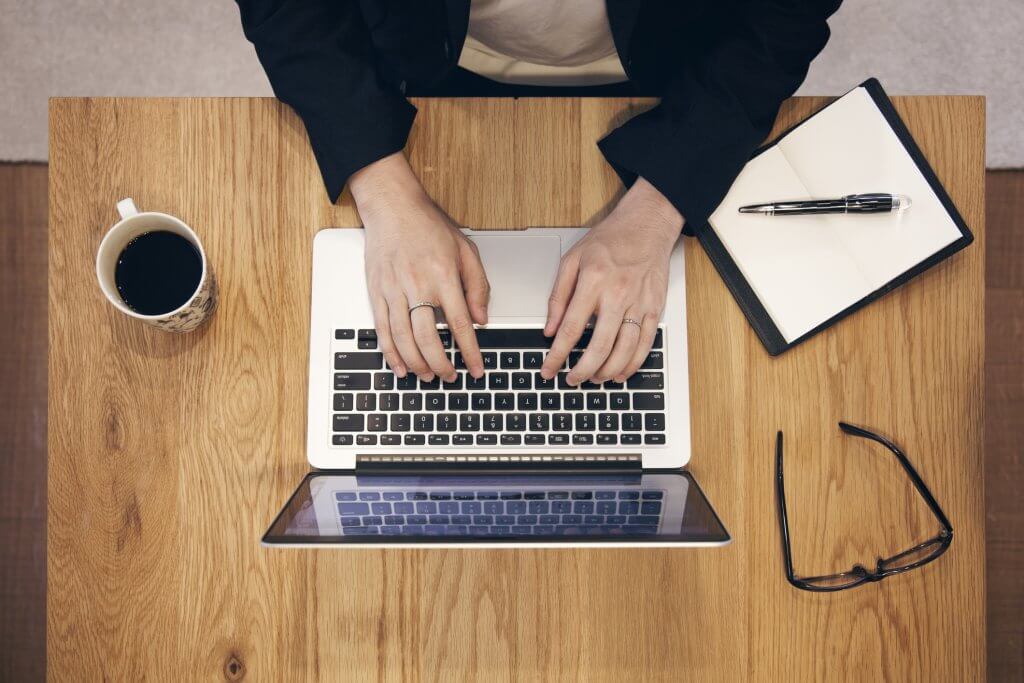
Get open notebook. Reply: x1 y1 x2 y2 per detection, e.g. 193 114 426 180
699 79 973 355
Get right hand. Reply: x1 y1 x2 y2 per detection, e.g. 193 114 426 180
349 153 489 382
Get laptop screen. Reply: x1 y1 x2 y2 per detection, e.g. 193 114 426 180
263 471 729 546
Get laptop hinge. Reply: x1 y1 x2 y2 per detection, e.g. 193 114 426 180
354 453 642 472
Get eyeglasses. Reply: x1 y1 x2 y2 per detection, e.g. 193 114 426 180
775 422 953 592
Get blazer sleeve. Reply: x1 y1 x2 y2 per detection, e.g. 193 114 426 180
598 0 842 232
236 0 416 202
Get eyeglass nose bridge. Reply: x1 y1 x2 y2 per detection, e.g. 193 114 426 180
853 564 884 582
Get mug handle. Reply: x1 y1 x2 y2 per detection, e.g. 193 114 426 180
117 198 139 220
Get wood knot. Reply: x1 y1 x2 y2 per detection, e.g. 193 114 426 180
224 652 245 681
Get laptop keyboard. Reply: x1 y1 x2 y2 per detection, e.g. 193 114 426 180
335 488 666 536
330 327 668 448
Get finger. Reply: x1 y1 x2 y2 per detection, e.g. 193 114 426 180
618 316 659 382
410 304 455 380
544 252 580 336
438 282 484 378
541 289 598 379
566 301 625 385
459 240 491 325
371 295 406 377
594 313 641 383
388 296 433 380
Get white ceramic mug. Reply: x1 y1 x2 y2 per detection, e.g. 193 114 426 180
96 198 217 332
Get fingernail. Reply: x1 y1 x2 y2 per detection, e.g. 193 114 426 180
540 369 551 380
566 374 578 386
614 375 624 383
422 373 435 382
394 366 406 377
471 366 484 378
446 373 457 383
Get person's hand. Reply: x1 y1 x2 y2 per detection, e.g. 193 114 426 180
350 153 489 382
540 178 683 385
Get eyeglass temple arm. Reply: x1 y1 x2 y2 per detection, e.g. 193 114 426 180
775 432 800 583
837 422 953 535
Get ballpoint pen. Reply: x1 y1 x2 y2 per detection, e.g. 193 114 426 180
738 193 912 216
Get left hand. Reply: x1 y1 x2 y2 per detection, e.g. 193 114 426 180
540 178 684 385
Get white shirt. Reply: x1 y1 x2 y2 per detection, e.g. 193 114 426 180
458 0 628 86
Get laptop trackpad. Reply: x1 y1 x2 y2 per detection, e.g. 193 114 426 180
468 234 562 317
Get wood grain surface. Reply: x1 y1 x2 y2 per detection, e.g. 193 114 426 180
48 96 986 681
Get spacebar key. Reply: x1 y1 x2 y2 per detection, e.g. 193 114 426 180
474 329 553 349
334 352 384 369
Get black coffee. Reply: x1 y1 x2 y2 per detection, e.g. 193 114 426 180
115 231 202 315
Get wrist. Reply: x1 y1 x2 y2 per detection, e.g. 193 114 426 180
617 177 684 241
350 152 429 220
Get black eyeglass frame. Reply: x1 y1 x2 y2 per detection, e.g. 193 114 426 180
776 422 953 592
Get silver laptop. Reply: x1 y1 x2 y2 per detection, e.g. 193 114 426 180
263 228 729 548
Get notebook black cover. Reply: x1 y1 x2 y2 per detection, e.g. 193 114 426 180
693 78 974 356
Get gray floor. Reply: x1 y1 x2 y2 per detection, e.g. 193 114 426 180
1 0 1022 164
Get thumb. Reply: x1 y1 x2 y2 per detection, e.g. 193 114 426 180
459 241 490 325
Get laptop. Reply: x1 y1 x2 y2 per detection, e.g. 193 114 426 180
263 228 729 548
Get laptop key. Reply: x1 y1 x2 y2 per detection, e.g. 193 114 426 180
333 393 353 411
425 393 445 410
402 394 422 411
428 434 449 445
553 413 572 431
442 374 463 390
414 414 434 432
472 393 491 410
530 413 549 431
333 415 364 432
645 434 666 445
477 434 497 445
609 393 630 410
390 414 410 432
379 393 399 411
381 434 401 445
489 372 509 390
572 434 594 445
525 434 545 444
373 372 394 390
448 392 469 410
482 352 498 369
575 413 595 431
335 329 355 340
506 413 526 431
453 434 473 445
517 393 538 410
332 434 354 445
501 434 522 445
653 328 663 348
500 351 520 369
356 393 376 411
597 434 617 445
599 413 618 431
523 351 544 368
622 413 642 431
534 373 554 390
495 393 515 410
459 414 480 431
404 434 425 445
627 372 664 390
334 373 371 390
357 434 378 446
621 434 641 445
634 393 666 411
586 393 606 410
548 434 569 445
564 393 584 410
483 414 502 431
436 413 457 432
642 352 664 369
396 375 417 390
420 376 440 390
466 375 486 390
540 393 560 410
334 352 383 370
511 372 531 389
644 413 666 431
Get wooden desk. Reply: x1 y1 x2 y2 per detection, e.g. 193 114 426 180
48 96 985 681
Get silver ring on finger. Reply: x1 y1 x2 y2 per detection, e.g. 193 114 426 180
621 317 643 329
408 301 438 314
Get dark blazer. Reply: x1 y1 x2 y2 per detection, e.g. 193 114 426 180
236 0 841 230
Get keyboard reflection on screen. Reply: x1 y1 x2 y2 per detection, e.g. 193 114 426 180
334 487 665 537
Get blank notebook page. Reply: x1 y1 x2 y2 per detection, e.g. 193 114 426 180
709 86 962 343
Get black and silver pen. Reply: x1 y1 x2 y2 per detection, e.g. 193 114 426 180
738 193 912 216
